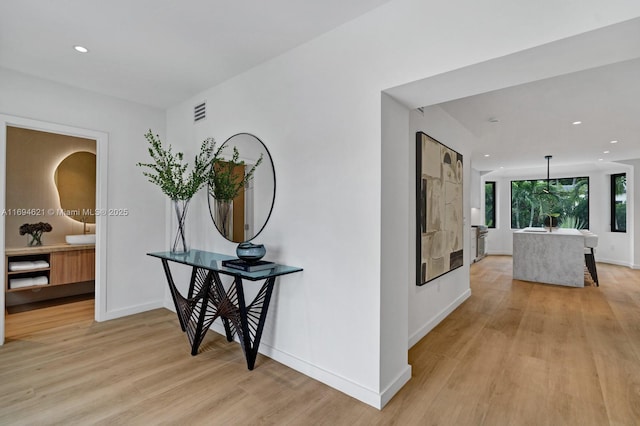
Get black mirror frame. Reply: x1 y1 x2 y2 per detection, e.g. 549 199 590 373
207 133 276 243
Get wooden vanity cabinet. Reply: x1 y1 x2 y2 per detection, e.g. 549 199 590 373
50 249 95 285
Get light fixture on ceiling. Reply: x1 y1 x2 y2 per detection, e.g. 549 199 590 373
610 140 618 144
598 158 604 161
74 45 89 53
572 121 582 125
484 154 490 157
603 150 610 154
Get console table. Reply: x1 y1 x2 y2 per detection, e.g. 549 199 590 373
148 250 302 370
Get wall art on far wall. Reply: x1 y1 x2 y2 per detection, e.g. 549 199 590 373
416 131 463 286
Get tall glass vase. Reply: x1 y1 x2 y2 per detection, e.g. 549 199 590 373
171 199 190 254
215 199 232 240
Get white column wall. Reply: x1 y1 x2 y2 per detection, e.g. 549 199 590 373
380 93 412 400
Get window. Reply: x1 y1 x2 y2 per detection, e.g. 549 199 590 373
485 181 496 228
511 177 589 229
611 173 626 232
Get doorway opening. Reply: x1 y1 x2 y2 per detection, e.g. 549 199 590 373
0 115 108 344
4 127 96 334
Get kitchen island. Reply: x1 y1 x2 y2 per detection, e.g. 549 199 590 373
513 228 585 287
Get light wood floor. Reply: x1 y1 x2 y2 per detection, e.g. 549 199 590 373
2 256 640 425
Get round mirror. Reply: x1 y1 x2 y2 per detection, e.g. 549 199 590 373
207 133 275 243
54 151 96 223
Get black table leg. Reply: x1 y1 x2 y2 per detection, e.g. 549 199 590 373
189 271 214 356
234 276 276 370
210 270 237 342
159 260 279 368
160 261 216 354
161 259 187 332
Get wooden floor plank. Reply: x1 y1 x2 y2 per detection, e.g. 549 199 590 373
2 255 640 425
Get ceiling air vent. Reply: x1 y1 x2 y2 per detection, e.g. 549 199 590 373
194 101 206 122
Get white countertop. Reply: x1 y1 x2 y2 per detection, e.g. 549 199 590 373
517 227 583 236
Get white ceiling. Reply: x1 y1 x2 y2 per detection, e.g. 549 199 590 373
438 57 640 174
0 0 390 108
1 2 639 173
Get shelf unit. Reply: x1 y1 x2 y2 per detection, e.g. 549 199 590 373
5 244 95 292
6 253 51 292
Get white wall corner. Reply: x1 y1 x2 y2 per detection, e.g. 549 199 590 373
409 289 471 348
209 322 391 409
379 365 412 408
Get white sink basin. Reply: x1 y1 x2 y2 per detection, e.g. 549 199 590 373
65 234 96 245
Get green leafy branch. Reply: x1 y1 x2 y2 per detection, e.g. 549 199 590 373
137 130 219 200
208 146 263 202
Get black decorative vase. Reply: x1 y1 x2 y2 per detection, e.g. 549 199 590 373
236 242 266 263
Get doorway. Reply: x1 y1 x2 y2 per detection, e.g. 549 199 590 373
0 115 108 345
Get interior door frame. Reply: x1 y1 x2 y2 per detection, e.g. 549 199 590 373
0 115 109 345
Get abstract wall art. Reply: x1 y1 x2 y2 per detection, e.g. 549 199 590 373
416 131 463 286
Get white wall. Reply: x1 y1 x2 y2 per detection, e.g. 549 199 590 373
0 67 167 319
482 162 634 267
470 168 481 209
165 0 640 409
380 93 412 399
621 159 640 268
407 107 473 347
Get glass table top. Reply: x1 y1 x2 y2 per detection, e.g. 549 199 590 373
148 249 303 281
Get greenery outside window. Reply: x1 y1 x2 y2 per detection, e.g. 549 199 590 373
511 177 589 229
485 181 496 228
611 173 627 232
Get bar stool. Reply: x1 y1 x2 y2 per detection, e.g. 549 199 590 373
582 231 599 286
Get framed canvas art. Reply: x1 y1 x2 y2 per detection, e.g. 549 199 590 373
416 131 463 286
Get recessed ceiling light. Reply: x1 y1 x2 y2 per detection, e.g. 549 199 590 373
572 121 582 125
610 140 618 144
484 154 490 157
598 158 603 161
74 45 89 53
603 150 610 154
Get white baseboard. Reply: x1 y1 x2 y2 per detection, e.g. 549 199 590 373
208 321 408 409
487 251 512 256
100 300 165 321
596 257 633 268
408 289 471 349
380 365 412 407
165 295 409 409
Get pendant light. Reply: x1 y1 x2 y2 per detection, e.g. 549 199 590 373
544 155 552 193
